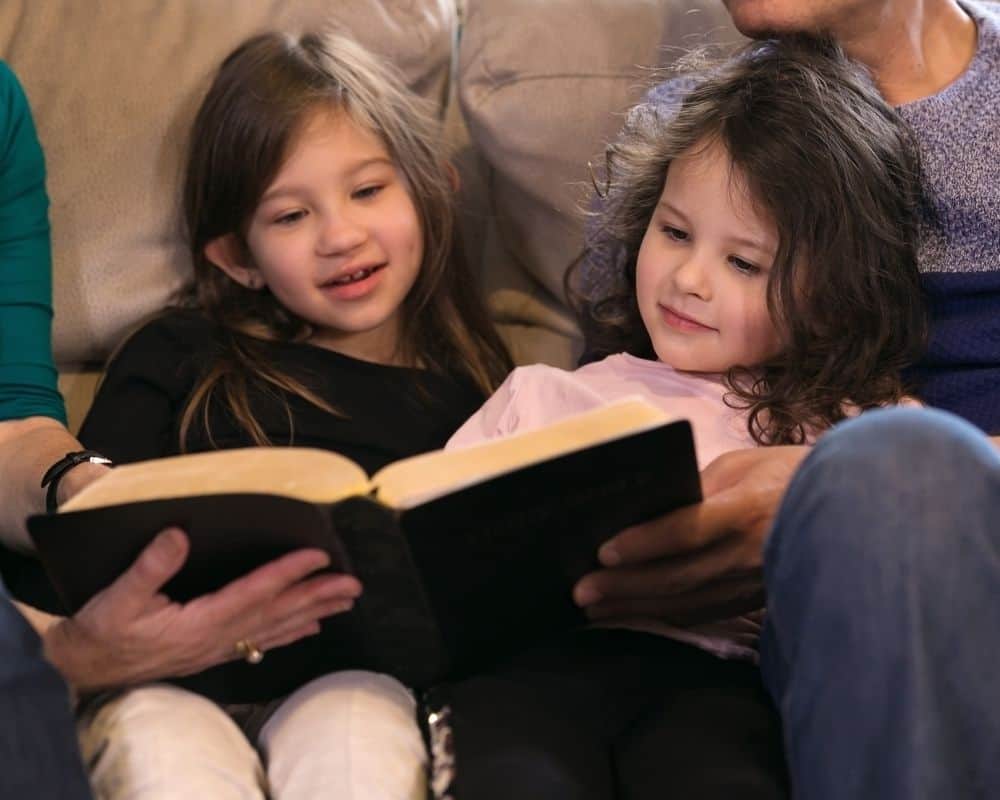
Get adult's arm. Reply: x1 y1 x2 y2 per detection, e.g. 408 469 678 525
0 416 109 550
0 62 64 426
0 61 83 549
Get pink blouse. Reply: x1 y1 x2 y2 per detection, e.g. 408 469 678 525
447 353 764 661
448 353 756 470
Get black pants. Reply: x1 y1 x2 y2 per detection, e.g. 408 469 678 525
429 628 788 800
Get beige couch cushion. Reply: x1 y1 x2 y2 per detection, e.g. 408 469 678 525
459 0 738 368
0 0 456 372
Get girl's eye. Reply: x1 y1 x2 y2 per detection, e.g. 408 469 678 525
729 256 761 276
353 184 384 200
661 225 688 242
273 210 306 226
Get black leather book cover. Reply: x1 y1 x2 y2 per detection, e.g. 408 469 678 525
398 417 701 677
27 418 700 702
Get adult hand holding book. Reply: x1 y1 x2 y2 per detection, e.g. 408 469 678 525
42 526 361 693
574 444 810 625
29 398 701 702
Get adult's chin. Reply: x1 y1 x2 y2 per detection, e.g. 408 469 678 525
722 0 819 39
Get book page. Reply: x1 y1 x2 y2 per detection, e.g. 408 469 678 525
60 447 372 512
373 397 673 509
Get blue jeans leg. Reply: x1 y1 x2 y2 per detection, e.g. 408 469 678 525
0 580 92 799
760 407 1000 800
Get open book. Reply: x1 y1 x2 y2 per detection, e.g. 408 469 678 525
28 397 701 703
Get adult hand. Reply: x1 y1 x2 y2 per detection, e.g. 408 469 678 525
573 445 809 625
43 528 361 692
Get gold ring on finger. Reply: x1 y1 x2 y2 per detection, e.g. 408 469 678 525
234 638 264 664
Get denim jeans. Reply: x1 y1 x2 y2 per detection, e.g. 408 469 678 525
761 407 1000 799
0 580 91 799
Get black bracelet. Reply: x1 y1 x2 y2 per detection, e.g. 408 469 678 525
40 450 113 513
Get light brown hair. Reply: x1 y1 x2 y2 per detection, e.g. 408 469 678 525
178 31 511 448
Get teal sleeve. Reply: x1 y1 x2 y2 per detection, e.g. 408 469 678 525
0 61 66 424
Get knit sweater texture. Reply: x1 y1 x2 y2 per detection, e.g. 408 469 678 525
900 0 1000 431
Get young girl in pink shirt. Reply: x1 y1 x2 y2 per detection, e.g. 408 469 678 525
451 40 925 464
436 35 927 800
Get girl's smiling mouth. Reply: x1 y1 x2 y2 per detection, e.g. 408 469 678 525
321 263 387 299
658 304 717 332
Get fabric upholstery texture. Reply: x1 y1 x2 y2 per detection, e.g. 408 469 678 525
0 1 454 363
459 0 737 366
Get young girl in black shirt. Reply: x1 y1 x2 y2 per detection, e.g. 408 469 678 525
77 31 510 800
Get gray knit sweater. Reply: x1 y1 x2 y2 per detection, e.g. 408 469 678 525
900 0 1000 430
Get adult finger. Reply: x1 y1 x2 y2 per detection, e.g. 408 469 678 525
99 528 190 619
201 623 323 673
700 448 758 497
597 491 747 568
190 549 341 627
701 445 808 502
214 595 358 672
251 572 362 627
246 588 358 645
250 595 355 651
584 577 764 625
254 622 323 654
576 536 758 607
173 593 344 676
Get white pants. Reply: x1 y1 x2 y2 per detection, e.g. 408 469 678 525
77 671 428 799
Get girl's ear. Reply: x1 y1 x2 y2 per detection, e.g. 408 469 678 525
204 234 265 290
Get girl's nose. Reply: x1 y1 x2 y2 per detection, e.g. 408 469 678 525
317 212 367 256
672 252 712 300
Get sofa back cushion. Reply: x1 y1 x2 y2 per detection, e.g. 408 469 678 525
458 0 739 367
0 0 456 370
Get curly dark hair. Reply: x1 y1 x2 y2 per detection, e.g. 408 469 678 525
571 36 927 445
